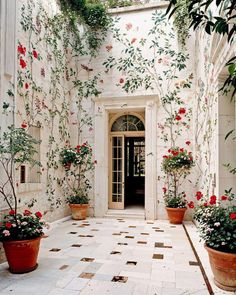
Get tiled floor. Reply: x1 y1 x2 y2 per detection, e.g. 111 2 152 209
0 218 235 295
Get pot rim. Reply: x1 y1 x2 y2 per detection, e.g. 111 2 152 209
166 207 187 210
204 244 236 256
2 236 42 244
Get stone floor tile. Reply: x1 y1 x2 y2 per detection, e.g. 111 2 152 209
64 277 89 291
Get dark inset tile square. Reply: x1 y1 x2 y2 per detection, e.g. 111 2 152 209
59 265 69 270
126 261 137 265
137 241 147 244
120 231 129 234
96 222 103 224
78 225 85 228
72 223 78 225
79 235 87 237
117 218 123 221
129 226 136 228
152 227 160 230
189 261 199 266
81 257 95 262
50 248 61 252
82 224 90 226
69 232 77 234
79 272 95 279
147 222 154 224
118 243 128 246
119 221 125 223
110 251 121 255
125 236 134 239
155 230 164 232
153 254 164 260
141 233 149 236
113 233 121 236
86 235 94 238
71 244 82 247
91 229 99 231
155 242 172 249
170 226 176 228
112 276 128 283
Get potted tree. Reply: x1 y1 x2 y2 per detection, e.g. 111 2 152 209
193 190 236 291
59 142 95 220
162 147 194 224
0 125 46 273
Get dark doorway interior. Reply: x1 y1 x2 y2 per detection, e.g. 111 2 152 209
125 137 145 207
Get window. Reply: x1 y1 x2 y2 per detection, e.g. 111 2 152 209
28 126 41 183
111 115 145 132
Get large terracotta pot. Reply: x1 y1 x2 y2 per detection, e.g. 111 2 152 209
205 244 236 291
69 204 89 220
166 207 187 224
3 236 41 274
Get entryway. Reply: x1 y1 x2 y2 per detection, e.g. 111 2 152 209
108 113 145 210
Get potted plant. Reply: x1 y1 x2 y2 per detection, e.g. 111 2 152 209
0 125 45 273
59 142 95 220
162 147 194 224
193 190 236 291
66 190 89 220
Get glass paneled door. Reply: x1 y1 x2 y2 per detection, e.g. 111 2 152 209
109 135 125 209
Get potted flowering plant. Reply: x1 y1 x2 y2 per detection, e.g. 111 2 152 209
162 147 194 224
0 125 45 273
193 190 236 291
59 142 95 220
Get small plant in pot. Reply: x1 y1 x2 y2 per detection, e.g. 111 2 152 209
0 125 46 273
162 147 194 224
66 190 89 220
192 189 236 291
59 142 95 220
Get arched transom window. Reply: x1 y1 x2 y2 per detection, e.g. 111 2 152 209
111 115 145 132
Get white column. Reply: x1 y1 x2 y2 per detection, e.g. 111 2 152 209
94 103 109 217
145 100 157 220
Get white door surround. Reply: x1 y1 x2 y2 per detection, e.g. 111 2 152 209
94 95 158 220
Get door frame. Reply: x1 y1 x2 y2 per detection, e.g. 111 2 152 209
94 96 158 220
108 131 145 210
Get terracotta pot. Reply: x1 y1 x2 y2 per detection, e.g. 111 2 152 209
166 207 187 224
205 244 236 291
3 237 41 274
69 204 89 220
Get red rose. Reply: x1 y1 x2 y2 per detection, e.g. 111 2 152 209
180 148 184 152
221 195 228 201
172 150 179 156
32 50 38 59
105 45 113 52
186 141 191 146
24 210 31 216
5 222 12 229
203 202 208 207
21 121 27 129
20 58 27 69
196 191 203 200
25 83 29 89
162 187 167 193
119 78 124 84
168 149 171 153
35 211 42 218
209 195 217 205
230 213 236 219
188 201 194 209
175 115 182 121
94 160 97 164
9 210 15 215
178 108 186 114
17 44 26 55
163 155 168 159
131 38 137 44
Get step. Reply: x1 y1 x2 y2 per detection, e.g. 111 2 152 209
104 209 145 220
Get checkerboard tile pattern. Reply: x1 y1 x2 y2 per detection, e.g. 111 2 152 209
0 218 222 295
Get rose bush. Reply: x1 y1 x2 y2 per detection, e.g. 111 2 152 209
193 190 236 253
0 210 46 241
